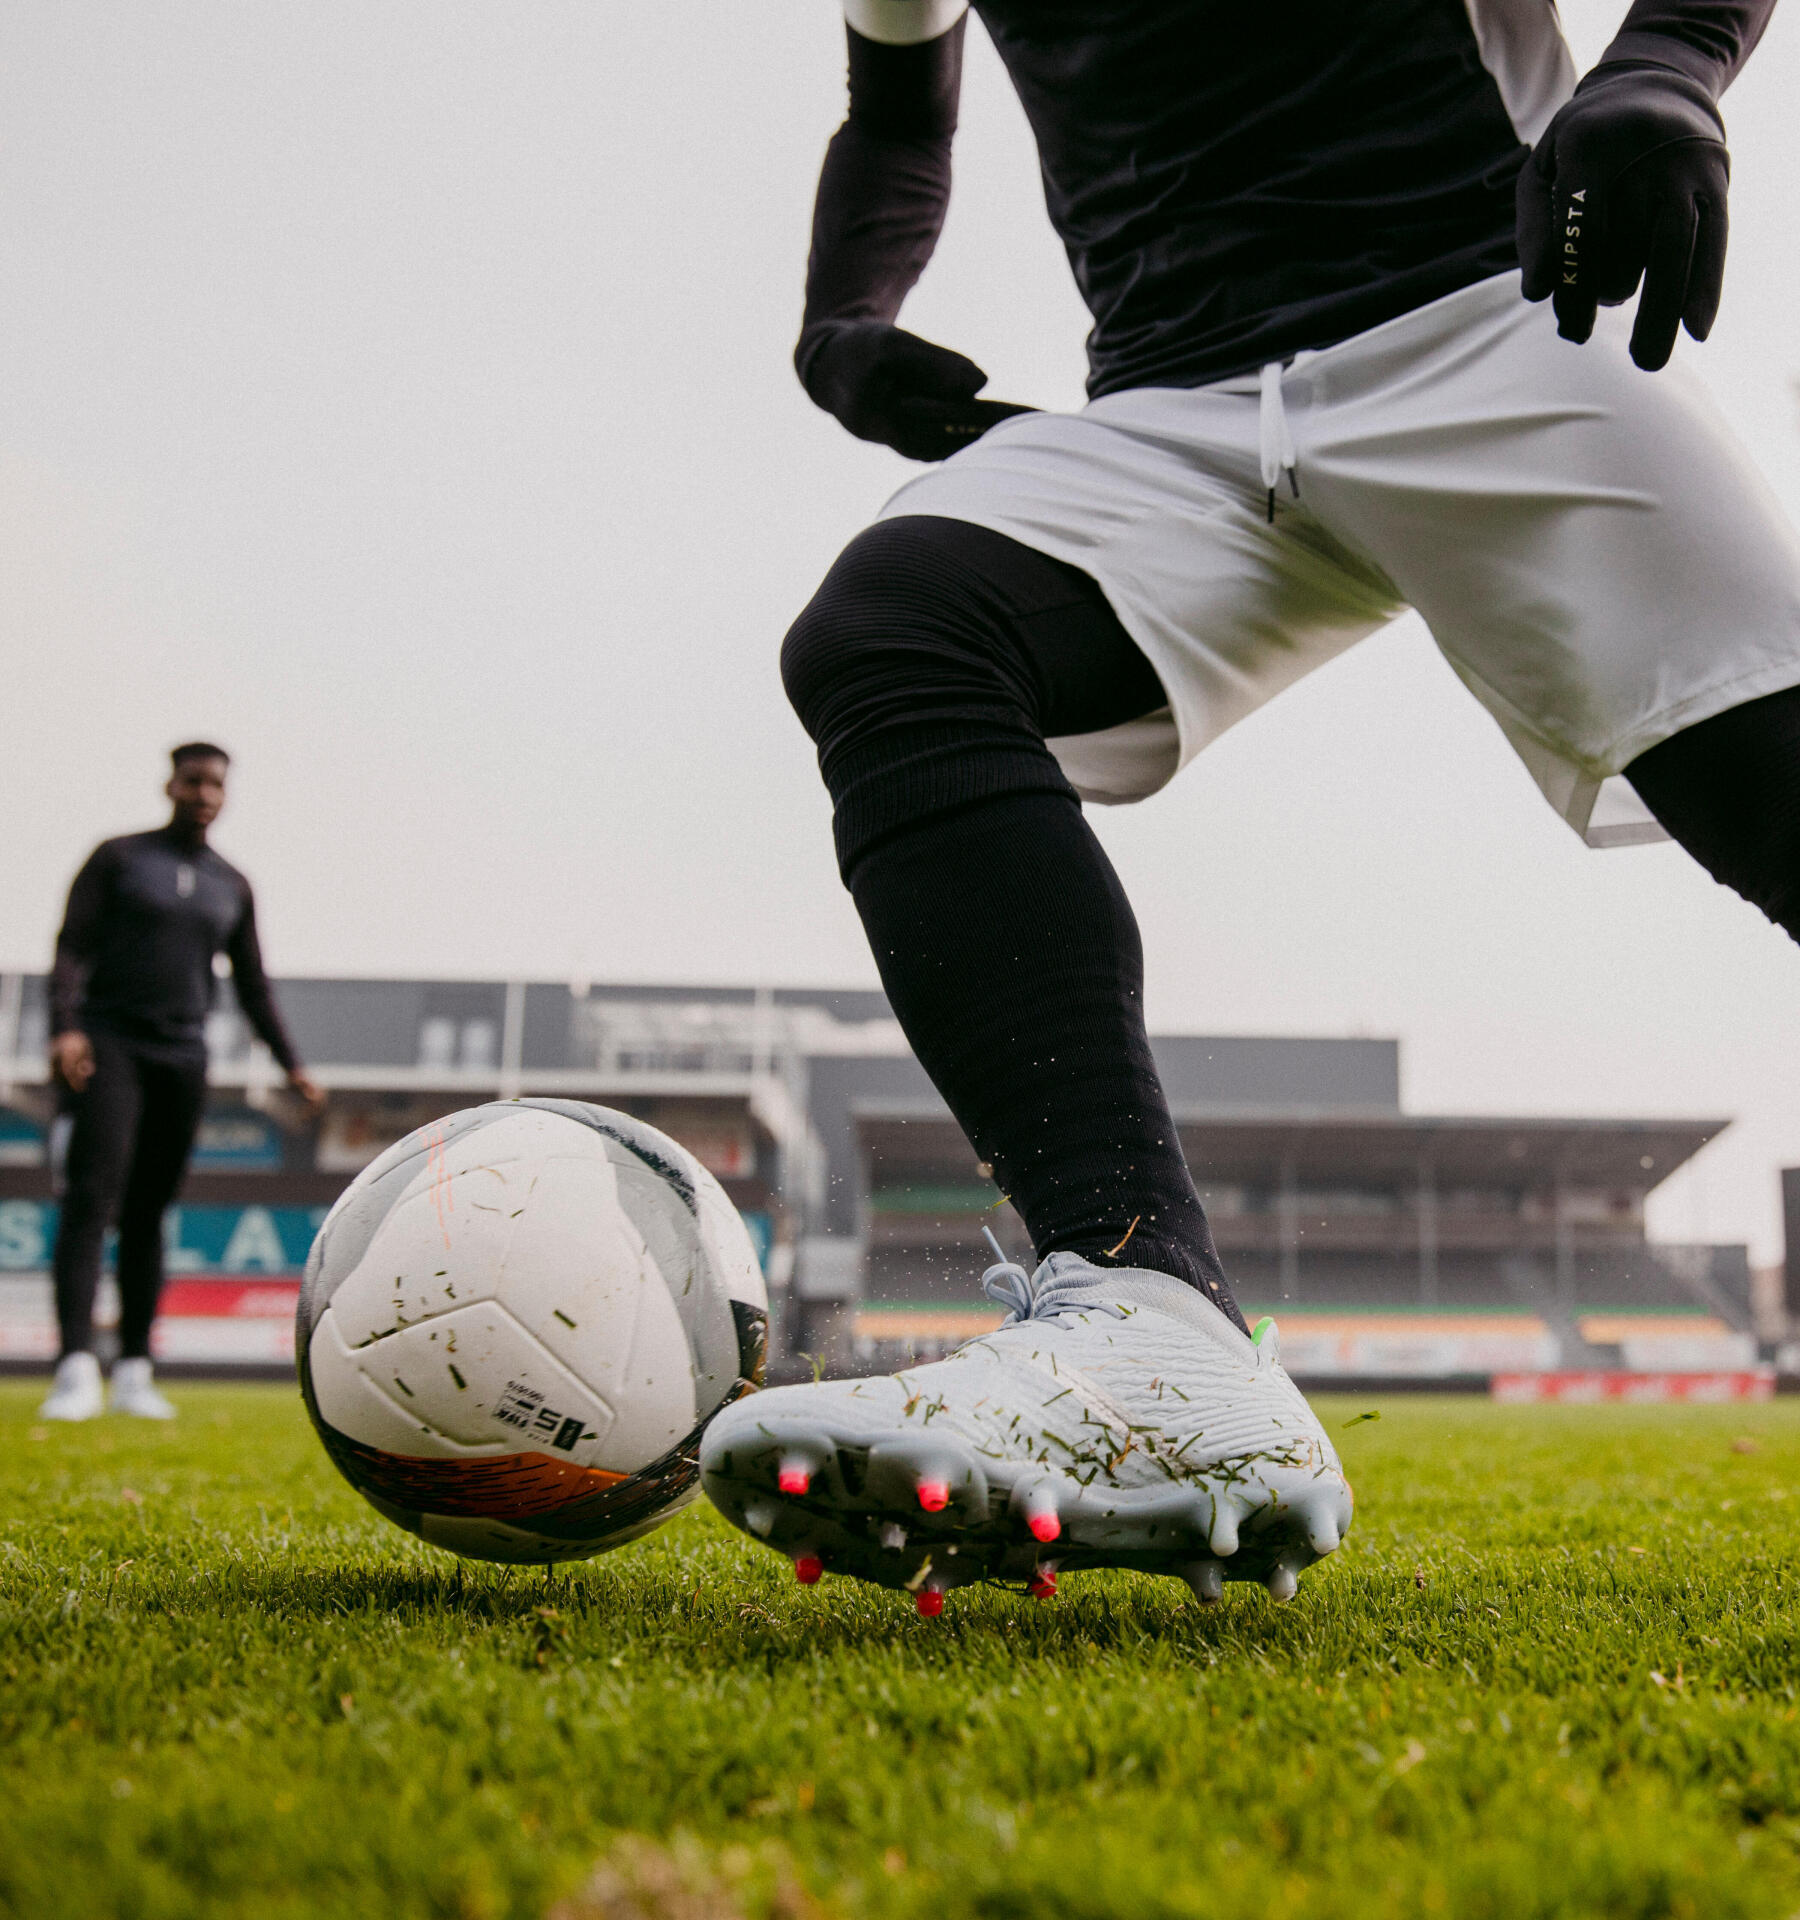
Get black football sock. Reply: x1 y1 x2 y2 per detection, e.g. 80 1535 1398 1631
846 789 1244 1330
785 517 1242 1328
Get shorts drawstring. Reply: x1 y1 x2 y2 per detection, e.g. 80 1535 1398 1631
1258 360 1300 523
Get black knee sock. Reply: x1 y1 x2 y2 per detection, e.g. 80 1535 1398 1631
1627 684 1800 940
848 790 1243 1329
787 516 1243 1327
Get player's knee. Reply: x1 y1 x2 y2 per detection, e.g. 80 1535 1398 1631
781 518 1022 751
782 524 918 747
113 1196 163 1241
779 592 854 751
59 1162 122 1215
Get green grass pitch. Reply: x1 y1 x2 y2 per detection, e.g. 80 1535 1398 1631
2 1382 1798 1920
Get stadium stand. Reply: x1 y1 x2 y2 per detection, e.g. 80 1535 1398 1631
0 973 1758 1383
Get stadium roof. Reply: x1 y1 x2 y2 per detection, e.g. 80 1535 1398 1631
0 971 1727 1199
857 1109 1725 1192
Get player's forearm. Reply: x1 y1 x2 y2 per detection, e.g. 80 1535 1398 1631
797 20 966 371
797 5 1028 457
48 851 109 1033
801 115 954 334
1596 0 1777 95
234 978 301 1076
227 917 302 1075
245 1007 301 1076
48 947 88 1037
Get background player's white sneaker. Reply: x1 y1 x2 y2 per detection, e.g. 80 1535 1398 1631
702 1246 1352 1612
39 1351 104 1422
109 1358 177 1420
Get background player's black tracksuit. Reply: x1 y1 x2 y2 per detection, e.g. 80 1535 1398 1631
49 825 303 1361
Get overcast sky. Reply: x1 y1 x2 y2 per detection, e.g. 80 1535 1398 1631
3 2 1798 1259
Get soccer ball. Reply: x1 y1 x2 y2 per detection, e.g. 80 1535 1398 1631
297 1099 768 1563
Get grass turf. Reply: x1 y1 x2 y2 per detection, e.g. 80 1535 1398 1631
1 1383 1798 1919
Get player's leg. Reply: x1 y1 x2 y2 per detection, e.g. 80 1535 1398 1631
42 1038 142 1418
109 1055 206 1416
781 512 1241 1326
1625 685 1800 940
703 513 1352 1606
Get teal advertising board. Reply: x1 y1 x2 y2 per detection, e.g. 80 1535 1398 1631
0 1201 774 1278
0 1202 324 1274
0 1108 44 1168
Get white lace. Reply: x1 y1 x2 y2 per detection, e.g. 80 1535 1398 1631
1258 359 1299 521
979 1230 1127 1327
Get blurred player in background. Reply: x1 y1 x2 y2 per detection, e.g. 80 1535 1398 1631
703 0 1795 1603
38 744 322 1422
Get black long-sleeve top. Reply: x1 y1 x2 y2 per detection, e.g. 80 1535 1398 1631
49 826 302 1072
804 0 1777 400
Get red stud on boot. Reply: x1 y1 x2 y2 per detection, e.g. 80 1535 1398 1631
794 1554 823 1585
916 1587 944 1617
916 1479 950 1512
1021 1485 1062 1543
1028 1568 1058 1601
777 1456 812 1497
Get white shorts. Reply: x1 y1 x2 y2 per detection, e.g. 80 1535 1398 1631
879 272 1800 846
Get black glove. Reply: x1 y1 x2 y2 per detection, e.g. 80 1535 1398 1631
1517 64 1729 371
797 319 1036 462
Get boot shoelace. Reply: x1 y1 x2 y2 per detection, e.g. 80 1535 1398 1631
979 1228 1126 1327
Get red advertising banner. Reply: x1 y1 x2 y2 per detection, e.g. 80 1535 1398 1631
157 1280 302 1320
1491 1370 1775 1403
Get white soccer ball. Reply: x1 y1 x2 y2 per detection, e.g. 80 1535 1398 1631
297 1100 768 1564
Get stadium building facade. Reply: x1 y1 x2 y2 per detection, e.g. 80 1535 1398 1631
0 973 1763 1383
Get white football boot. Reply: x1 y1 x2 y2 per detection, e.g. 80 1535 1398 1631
701 1242 1352 1614
38 1351 105 1422
109 1357 177 1420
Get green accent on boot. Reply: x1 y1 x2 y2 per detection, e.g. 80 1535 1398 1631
1250 1316 1276 1348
